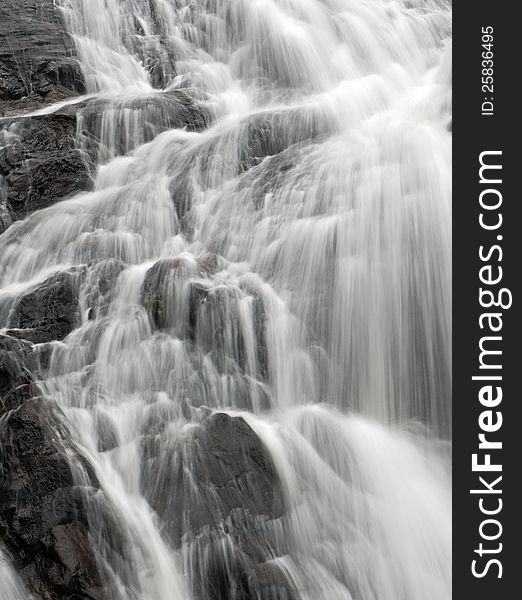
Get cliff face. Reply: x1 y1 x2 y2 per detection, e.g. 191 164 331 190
0 3 288 599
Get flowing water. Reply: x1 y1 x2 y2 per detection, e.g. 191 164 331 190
0 551 29 600
0 0 452 598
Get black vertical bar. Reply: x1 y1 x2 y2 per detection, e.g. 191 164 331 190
453 2 520 598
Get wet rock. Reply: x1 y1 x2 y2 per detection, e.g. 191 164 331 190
141 257 211 335
198 253 227 276
8 270 84 344
0 194 13 234
0 332 114 599
0 335 35 397
143 413 286 534
141 257 268 380
143 412 294 600
92 409 120 454
141 257 192 330
0 113 93 222
240 143 304 211
199 108 330 180
192 412 286 526
0 0 84 114
0 393 107 600
64 91 210 161
82 258 126 321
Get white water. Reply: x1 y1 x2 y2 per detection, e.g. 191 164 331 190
0 0 451 598
0 551 30 600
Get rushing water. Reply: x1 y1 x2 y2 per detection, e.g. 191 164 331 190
1 0 451 598
0 551 29 600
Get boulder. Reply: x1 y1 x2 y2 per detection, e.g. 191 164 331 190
7 270 84 344
141 257 201 332
143 412 295 600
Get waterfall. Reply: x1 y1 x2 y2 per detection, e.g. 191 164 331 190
0 551 29 600
0 0 451 598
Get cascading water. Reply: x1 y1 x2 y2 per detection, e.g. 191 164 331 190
0 551 28 600
0 0 451 598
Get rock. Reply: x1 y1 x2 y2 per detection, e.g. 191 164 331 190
0 91 208 227
0 0 84 114
198 108 330 179
198 253 227 276
92 408 119 454
0 335 35 397
0 394 107 600
141 257 268 381
8 270 84 344
239 143 304 211
0 193 13 234
68 91 210 161
190 412 286 528
0 0 92 227
0 335 115 600
141 257 199 331
81 258 126 322
143 412 294 600
0 113 93 222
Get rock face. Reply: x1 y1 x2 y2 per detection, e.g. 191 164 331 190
0 335 107 600
7 270 84 344
0 113 93 221
0 0 84 113
143 412 295 600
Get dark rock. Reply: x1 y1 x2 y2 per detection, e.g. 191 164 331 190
193 412 286 524
8 270 84 344
141 257 268 382
240 143 304 211
82 258 126 321
0 0 93 226
0 113 93 222
199 108 330 178
0 330 114 599
143 412 294 600
92 409 119 453
198 253 226 276
0 0 84 113
0 392 107 600
0 192 13 234
0 334 35 397
141 257 200 332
